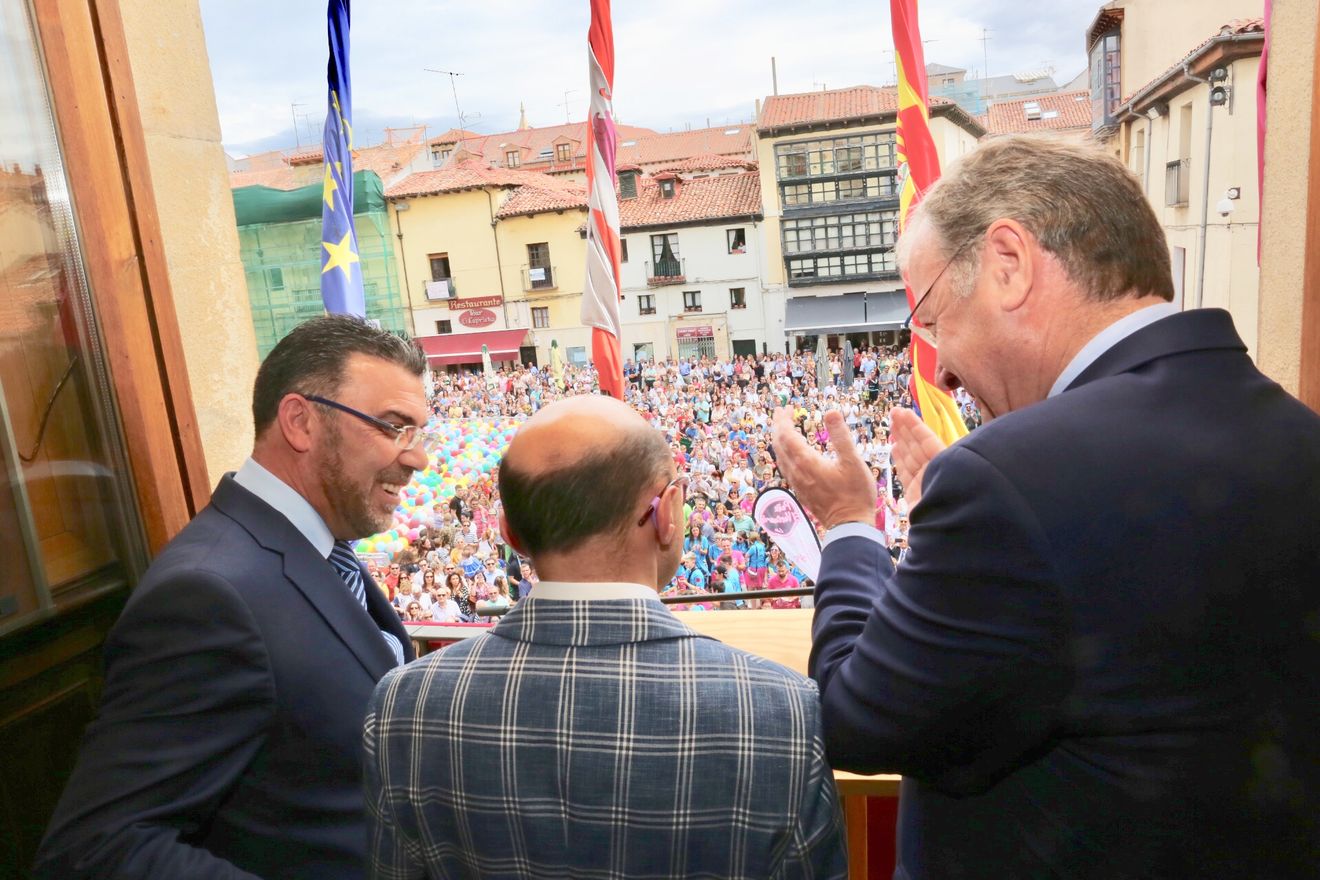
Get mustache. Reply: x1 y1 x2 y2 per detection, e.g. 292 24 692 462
376 469 414 485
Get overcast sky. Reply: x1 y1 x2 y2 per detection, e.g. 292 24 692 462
200 0 1100 158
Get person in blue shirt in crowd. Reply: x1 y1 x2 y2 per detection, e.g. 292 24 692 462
683 522 708 559
675 553 707 590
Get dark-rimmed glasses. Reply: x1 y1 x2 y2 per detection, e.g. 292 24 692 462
304 394 424 450
902 233 982 348
636 476 689 529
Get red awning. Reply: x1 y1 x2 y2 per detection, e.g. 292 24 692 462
416 329 529 366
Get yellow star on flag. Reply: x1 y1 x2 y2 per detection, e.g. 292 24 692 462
322 161 342 210
321 232 360 279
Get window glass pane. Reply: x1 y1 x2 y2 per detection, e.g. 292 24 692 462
0 0 143 628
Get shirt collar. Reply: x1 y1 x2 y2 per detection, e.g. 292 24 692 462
1049 303 1179 398
528 581 658 601
233 457 335 558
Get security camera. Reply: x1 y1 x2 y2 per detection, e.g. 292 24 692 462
1217 198 1235 218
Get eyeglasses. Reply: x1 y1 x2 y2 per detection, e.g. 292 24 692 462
303 394 424 450
636 476 689 529
902 234 981 348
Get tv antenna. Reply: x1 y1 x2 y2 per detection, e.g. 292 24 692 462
290 101 307 147
557 89 578 124
424 68 480 130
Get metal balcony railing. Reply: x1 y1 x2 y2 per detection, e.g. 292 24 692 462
645 257 685 286
521 264 556 291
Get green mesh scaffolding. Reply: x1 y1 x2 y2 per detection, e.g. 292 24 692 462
233 171 408 357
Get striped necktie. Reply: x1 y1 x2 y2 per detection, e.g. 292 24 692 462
328 540 405 667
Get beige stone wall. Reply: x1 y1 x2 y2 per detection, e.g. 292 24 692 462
117 0 260 482
1114 0 1262 97
1258 0 1317 394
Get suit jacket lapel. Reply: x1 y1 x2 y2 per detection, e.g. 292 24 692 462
210 476 400 680
1066 308 1246 393
360 559 415 662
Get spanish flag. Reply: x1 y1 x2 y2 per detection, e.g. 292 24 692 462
893 0 967 444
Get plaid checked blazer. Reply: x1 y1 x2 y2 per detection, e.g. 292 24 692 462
364 596 846 879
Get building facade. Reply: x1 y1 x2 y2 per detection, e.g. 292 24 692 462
618 160 767 362
754 85 984 354
1087 1 1265 354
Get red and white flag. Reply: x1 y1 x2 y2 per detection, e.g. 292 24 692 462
580 0 625 398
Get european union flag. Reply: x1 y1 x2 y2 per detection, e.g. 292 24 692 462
319 0 364 316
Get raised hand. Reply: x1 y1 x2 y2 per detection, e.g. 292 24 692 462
889 408 947 507
771 407 875 531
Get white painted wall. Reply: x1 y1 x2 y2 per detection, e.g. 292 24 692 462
619 218 775 358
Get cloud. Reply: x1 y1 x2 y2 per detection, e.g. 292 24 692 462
201 0 1099 156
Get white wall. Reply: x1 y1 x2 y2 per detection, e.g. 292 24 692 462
619 219 775 358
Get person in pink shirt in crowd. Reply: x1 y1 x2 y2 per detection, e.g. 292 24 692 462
765 560 801 609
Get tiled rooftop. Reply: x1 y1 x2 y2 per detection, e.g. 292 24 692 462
655 153 758 174
758 85 956 132
616 125 755 167
618 171 761 230
983 91 1092 135
386 159 582 200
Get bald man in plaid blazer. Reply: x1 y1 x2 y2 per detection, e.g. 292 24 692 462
364 396 845 879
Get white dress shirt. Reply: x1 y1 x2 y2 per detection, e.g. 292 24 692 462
528 581 658 601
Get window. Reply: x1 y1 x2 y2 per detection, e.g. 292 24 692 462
505 149 520 168
683 290 702 313
774 133 897 182
567 345 588 365
428 253 451 281
781 210 899 254
555 142 572 162
0 0 146 626
266 267 284 290
620 239 628 263
532 307 550 328
650 233 681 278
436 319 453 334
659 179 676 199
730 287 746 310
785 250 895 281
526 242 553 289
619 170 638 199
780 174 896 207
1089 30 1121 129
638 294 656 315
431 146 452 163
727 228 747 254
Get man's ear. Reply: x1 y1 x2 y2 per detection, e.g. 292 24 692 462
983 219 1035 313
276 393 317 453
499 511 527 557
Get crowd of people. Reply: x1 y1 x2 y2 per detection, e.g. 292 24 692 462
367 342 969 619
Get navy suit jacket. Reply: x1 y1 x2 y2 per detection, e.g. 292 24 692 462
34 475 414 880
811 310 1320 878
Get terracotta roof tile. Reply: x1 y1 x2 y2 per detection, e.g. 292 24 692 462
495 182 589 218
656 153 758 174
758 85 956 132
230 141 426 191
429 128 480 145
616 125 755 167
618 171 762 230
983 91 1092 135
386 159 583 199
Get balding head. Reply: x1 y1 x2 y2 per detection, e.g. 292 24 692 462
498 396 673 558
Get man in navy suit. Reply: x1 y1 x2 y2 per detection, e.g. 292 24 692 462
773 135 1320 878
34 316 428 879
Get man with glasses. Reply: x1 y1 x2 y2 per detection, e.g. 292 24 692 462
773 135 1320 877
365 394 845 878
37 316 427 880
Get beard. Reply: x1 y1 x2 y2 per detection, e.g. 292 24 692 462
318 422 413 539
